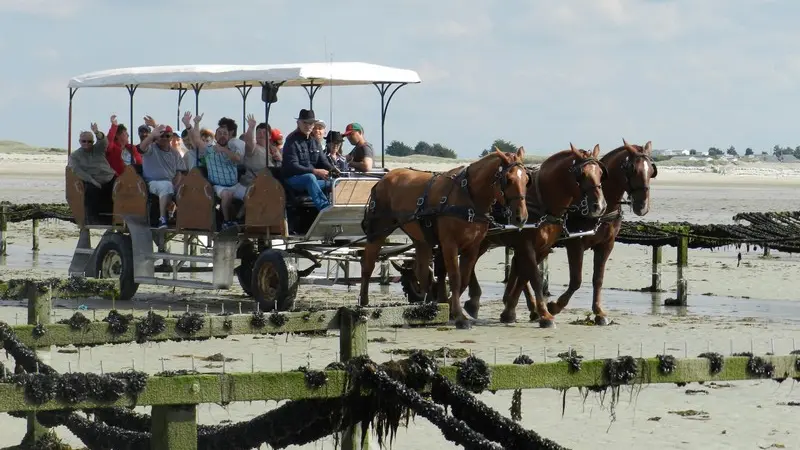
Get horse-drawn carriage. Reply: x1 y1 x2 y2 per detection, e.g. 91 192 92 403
64 63 421 311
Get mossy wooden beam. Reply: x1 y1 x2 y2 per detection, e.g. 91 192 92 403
11 304 450 348
0 278 119 301
1 356 796 413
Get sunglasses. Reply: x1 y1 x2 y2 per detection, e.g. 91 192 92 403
80 140 94 144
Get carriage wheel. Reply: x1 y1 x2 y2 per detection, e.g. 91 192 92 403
251 249 298 312
235 240 258 297
94 232 139 300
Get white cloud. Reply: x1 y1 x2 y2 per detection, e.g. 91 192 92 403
0 0 91 18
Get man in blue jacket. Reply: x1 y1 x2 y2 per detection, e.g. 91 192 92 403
281 109 335 210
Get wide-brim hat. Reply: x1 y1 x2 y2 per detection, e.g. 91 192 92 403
325 131 344 144
296 109 316 121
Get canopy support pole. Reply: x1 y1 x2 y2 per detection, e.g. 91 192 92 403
191 83 204 116
374 82 408 169
126 84 138 138
302 81 322 110
235 82 253 132
175 85 188 131
67 88 78 157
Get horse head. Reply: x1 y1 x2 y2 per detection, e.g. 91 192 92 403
563 143 607 218
620 139 657 216
485 146 529 228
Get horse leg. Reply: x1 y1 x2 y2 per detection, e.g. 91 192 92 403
434 249 447 303
463 241 490 319
547 241 584 316
499 252 525 324
440 241 470 329
457 245 481 321
520 241 556 328
359 237 385 306
591 243 614 326
415 244 435 304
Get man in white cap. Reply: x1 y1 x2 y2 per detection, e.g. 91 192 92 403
311 119 326 153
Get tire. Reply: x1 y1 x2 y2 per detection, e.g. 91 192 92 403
399 264 427 303
235 240 258 297
251 249 298 312
94 232 139 300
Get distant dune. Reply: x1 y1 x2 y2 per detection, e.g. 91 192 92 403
0 140 66 155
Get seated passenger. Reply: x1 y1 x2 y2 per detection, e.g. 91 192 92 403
325 131 348 173
135 124 150 154
312 120 326 150
268 128 283 167
184 128 215 170
343 122 375 172
106 115 142 175
182 111 244 230
137 124 187 228
281 109 335 211
68 122 116 223
218 117 246 157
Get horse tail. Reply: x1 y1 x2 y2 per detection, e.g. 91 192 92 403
361 183 380 239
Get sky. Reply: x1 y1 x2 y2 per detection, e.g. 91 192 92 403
1 0 800 159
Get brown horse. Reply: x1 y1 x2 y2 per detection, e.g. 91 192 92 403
359 147 530 329
520 139 657 325
458 144 608 328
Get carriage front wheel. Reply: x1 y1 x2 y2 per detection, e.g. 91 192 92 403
94 232 139 301
251 249 298 312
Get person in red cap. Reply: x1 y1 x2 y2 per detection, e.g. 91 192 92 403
342 122 374 172
137 122 187 228
269 127 283 166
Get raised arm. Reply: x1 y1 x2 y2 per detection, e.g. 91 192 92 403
107 115 118 152
138 124 164 153
90 122 107 153
182 111 206 151
244 114 257 156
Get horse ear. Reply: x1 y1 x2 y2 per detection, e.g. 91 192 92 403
516 146 525 160
643 141 653 154
569 142 578 153
493 146 502 154
592 144 601 158
622 138 630 148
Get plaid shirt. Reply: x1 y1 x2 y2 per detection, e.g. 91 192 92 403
204 144 242 186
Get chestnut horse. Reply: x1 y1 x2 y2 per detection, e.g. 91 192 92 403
519 139 657 325
458 144 609 328
359 148 530 329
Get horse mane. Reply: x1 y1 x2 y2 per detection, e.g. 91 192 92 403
600 144 644 165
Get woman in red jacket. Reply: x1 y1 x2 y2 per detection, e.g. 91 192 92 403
106 114 142 175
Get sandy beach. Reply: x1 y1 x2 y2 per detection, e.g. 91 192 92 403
2 150 800 449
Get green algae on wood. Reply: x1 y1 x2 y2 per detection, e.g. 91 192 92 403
0 277 119 301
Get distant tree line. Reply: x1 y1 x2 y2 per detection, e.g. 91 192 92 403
687 145 800 159
385 140 458 159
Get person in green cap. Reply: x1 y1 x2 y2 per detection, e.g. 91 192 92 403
342 122 374 172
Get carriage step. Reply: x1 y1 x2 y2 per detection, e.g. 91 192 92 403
134 277 217 290
74 248 94 255
145 253 213 264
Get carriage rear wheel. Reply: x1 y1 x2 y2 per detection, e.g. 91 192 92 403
94 232 139 300
251 249 298 312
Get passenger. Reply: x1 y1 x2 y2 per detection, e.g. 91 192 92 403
281 109 334 211
106 114 142 175
68 122 116 223
137 124 187 228
312 120 326 150
342 123 374 172
269 128 283 167
135 124 150 154
183 111 244 230
325 131 348 173
218 117 246 156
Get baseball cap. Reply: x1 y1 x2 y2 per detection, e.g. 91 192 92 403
138 124 150 133
162 125 174 134
342 123 363 136
270 128 283 143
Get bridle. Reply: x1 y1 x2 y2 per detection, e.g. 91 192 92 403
565 157 607 217
494 160 529 206
620 152 657 196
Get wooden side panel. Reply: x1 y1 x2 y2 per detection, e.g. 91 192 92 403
65 167 86 228
333 179 378 206
176 168 215 232
112 165 148 225
244 170 286 236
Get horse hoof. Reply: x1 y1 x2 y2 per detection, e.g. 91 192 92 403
455 319 472 330
529 311 540 322
546 301 559 315
499 311 517 324
464 301 480 319
594 315 609 326
539 318 556 329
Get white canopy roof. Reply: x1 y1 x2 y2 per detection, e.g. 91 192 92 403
67 62 422 90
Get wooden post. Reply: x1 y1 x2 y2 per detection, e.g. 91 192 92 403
150 404 198 450
339 308 369 450
31 218 40 251
539 257 550 296
0 205 7 256
650 245 662 291
676 234 689 305
503 247 513 283
379 260 390 285
19 281 51 446
763 246 771 257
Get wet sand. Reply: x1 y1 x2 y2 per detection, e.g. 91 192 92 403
2 157 800 449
